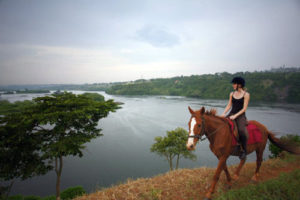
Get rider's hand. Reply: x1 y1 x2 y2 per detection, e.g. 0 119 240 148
229 115 236 120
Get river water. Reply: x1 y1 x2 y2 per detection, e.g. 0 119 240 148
1 91 300 196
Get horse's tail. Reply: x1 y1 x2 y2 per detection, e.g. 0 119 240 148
268 131 300 155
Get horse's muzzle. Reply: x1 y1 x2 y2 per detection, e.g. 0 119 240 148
186 144 195 151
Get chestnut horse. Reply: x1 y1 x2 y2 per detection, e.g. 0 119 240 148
186 106 300 200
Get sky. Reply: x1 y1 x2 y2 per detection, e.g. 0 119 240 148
0 0 300 85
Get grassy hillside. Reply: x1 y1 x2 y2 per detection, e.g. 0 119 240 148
216 169 300 200
75 154 300 200
106 71 300 103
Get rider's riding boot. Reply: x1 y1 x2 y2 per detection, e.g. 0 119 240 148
239 149 247 160
239 134 247 160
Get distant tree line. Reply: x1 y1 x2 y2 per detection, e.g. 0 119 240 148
1 67 299 103
16 89 50 94
105 70 300 103
0 83 117 92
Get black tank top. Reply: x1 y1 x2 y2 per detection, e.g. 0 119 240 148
229 92 245 115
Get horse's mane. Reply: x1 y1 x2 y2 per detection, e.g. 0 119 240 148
195 108 228 123
205 109 217 116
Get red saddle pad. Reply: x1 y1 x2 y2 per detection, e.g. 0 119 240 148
227 120 263 146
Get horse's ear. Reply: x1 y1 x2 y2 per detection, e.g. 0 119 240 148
188 106 195 115
200 106 205 114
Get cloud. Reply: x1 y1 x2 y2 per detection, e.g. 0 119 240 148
1 0 300 85
0 44 130 84
135 25 180 47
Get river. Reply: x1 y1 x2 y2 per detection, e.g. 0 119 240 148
1 91 300 196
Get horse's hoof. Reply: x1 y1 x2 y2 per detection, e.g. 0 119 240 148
249 179 257 184
225 184 232 190
232 174 239 181
203 198 212 200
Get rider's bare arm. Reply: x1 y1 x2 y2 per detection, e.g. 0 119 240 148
221 92 233 117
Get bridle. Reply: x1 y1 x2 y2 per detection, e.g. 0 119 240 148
188 115 227 142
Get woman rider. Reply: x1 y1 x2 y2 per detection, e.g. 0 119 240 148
220 77 250 160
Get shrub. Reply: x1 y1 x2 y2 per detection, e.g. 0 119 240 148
8 195 24 200
269 134 300 158
41 196 55 200
24 196 41 200
60 186 86 200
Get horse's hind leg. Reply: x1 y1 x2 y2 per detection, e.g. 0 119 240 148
232 159 246 181
251 149 263 182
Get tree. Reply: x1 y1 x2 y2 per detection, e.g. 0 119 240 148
32 92 119 200
0 101 52 199
0 100 34 115
80 92 105 102
151 127 196 171
0 92 120 200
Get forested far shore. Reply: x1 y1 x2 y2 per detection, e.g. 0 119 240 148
106 71 300 103
1 68 300 103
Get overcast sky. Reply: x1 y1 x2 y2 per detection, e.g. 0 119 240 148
0 0 299 85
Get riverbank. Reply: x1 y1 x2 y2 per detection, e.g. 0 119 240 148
75 153 300 200
105 71 300 103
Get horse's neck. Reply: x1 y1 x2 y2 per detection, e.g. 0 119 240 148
204 115 228 142
205 115 225 130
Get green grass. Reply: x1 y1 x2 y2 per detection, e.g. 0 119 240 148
60 186 86 200
216 169 300 200
5 186 85 200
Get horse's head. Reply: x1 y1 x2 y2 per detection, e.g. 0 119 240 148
186 106 206 150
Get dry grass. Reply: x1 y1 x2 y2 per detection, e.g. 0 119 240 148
75 154 300 200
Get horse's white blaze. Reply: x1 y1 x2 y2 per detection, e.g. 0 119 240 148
188 117 196 146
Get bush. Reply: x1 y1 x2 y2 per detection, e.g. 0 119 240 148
24 196 41 200
269 134 300 158
40 196 55 200
6 186 86 200
8 195 24 200
6 195 56 200
60 186 86 200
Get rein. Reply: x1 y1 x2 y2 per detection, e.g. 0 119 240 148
188 115 227 141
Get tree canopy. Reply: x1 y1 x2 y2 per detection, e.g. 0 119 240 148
0 92 120 200
0 100 51 198
151 127 196 170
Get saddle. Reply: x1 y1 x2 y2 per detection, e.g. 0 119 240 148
226 119 263 146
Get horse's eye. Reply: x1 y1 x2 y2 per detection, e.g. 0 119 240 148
198 124 201 128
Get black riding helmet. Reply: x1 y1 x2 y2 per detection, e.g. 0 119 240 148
231 77 245 87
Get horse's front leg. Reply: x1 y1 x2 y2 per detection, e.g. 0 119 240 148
223 164 232 188
204 156 227 200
